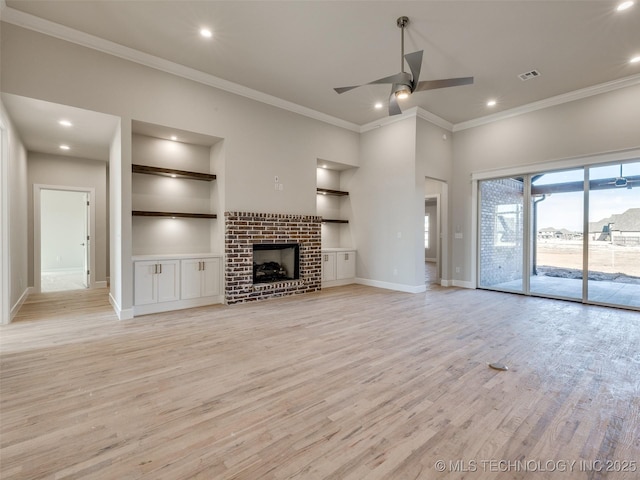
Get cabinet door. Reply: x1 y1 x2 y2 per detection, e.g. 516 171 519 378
322 252 336 281
201 257 221 297
181 259 202 300
134 261 158 306
157 260 180 303
336 251 356 279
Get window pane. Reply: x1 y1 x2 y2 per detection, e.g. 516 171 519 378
530 168 584 300
478 178 524 292
424 215 429 249
587 161 640 308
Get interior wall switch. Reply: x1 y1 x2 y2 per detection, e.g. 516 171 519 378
454 233 463 239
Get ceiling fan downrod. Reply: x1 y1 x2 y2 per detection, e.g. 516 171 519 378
397 16 409 73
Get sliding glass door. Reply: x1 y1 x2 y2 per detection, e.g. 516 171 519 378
529 168 584 301
477 160 639 310
587 162 640 308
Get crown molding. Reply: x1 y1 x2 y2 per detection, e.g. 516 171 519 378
453 74 640 132
416 107 453 131
359 107 417 133
0 5 361 133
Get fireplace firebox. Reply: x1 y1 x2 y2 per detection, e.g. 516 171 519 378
253 243 300 284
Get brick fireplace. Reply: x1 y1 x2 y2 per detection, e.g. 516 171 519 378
224 212 322 304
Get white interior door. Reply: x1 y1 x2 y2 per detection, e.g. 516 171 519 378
39 189 90 292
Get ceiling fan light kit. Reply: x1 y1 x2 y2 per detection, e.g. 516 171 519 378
334 16 474 116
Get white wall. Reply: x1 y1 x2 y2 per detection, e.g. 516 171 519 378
416 117 453 283
0 100 29 319
27 153 108 284
451 83 640 284
1 23 359 313
348 117 423 290
1 100 29 322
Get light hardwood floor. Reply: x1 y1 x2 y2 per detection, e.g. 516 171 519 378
1 285 639 479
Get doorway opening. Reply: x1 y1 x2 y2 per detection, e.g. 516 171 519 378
425 178 446 286
35 186 95 293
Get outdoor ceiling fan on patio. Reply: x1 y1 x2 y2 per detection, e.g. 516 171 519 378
604 164 639 188
333 16 474 116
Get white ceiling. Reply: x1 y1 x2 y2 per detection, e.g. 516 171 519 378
1 93 119 161
2 1 640 152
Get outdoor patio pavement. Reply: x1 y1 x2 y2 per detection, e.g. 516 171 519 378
489 275 640 309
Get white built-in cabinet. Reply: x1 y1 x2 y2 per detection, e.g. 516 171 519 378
322 249 356 287
322 252 336 282
133 254 223 316
134 259 180 306
181 257 221 300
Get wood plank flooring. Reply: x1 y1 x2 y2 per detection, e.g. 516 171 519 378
1 285 639 479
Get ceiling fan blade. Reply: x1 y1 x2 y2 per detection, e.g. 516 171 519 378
368 72 408 86
404 50 423 90
414 76 474 92
389 88 402 116
334 85 361 94
334 72 406 94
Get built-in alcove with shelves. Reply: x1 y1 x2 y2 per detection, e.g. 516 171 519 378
131 121 224 256
131 121 225 315
316 159 356 249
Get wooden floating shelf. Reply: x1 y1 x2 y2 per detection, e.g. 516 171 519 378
322 219 349 224
132 164 216 181
132 211 217 219
317 188 349 197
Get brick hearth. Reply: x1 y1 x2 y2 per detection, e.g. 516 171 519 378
224 212 322 304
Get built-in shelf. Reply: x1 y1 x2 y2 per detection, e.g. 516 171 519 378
132 164 216 181
132 211 217 219
321 219 349 224
317 187 349 197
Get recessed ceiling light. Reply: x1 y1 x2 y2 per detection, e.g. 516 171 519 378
170 135 178 141
59 144 70 150
617 1 634 12
200 28 212 38
487 99 497 107
58 119 72 127
630 55 640 64
374 102 383 109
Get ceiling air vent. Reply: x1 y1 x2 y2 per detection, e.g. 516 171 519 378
518 70 541 81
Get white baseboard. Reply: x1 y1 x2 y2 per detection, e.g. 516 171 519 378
322 278 355 288
452 279 475 289
355 278 427 294
10 286 33 321
92 281 108 289
132 295 224 317
109 292 133 320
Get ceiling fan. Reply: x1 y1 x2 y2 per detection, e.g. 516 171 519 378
604 164 639 188
334 16 474 116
